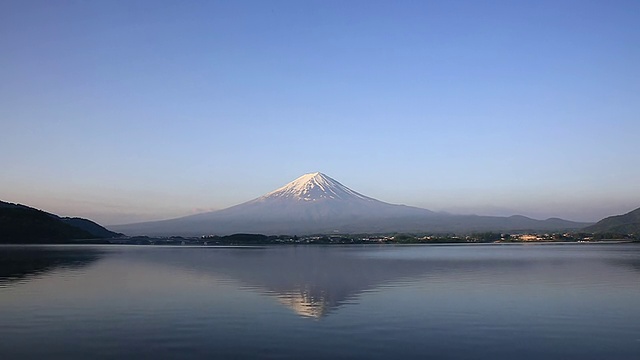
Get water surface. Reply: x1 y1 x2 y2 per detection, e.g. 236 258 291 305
1 244 639 359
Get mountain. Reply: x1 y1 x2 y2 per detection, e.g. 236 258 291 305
59 217 123 238
111 172 590 236
583 207 640 234
0 201 121 243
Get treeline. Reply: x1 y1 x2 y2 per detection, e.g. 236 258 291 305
201 234 353 245
0 202 121 244
0 206 95 243
197 232 640 245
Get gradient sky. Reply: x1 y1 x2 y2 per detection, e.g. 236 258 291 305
1 0 639 225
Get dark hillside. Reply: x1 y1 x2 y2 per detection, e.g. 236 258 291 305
584 207 640 234
0 200 119 243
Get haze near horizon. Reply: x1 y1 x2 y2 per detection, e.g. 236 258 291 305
1 0 639 225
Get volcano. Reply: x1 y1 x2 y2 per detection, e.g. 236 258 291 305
222 172 435 221
111 172 590 236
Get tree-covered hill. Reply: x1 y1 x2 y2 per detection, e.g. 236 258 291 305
583 207 640 234
0 201 121 243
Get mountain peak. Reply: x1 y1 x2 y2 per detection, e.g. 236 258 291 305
260 172 374 202
111 172 590 236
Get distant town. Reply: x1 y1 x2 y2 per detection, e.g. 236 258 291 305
109 232 639 246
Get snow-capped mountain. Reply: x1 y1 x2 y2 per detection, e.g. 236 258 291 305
179 172 435 234
260 172 377 202
222 172 434 221
110 172 590 236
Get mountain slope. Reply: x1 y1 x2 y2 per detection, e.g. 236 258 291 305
0 201 121 243
207 172 435 223
59 217 123 238
583 207 640 234
111 172 589 236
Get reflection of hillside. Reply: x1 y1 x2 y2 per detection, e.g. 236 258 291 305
612 258 640 273
601 245 640 273
0 246 102 287
138 246 533 319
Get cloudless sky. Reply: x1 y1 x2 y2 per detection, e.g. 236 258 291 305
1 0 639 225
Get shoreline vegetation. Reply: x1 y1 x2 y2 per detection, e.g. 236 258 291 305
22 232 636 246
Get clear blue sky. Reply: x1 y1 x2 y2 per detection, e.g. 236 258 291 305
1 0 639 225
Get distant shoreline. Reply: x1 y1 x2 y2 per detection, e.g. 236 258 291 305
1 238 637 247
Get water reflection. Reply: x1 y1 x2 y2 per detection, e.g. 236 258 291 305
0 245 103 287
619 259 640 272
133 245 548 318
1 244 639 360
3 244 639 321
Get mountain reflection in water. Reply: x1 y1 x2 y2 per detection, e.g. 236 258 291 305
127 244 590 318
2 244 640 320
1 244 640 360
131 245 427 318
0 245 103 287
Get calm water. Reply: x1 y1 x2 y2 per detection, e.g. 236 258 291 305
1 243 639 359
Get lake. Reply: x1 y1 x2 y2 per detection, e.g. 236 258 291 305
1 243 639 359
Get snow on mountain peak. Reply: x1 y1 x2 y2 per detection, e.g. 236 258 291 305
261 172 375 202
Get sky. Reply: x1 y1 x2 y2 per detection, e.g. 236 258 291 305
1 0 639 225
